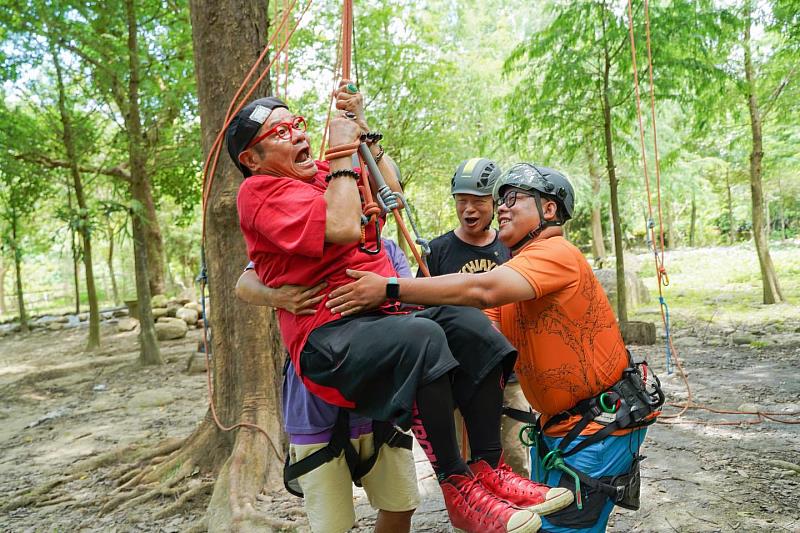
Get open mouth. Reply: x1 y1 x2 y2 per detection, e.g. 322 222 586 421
295 147 312 165
498 216 511 226
463 217 479 226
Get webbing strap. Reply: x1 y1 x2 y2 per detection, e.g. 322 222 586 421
283 411 412 494
503 406 536 424
283 409 356 485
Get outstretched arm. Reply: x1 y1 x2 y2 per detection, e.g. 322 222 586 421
325 265 536 316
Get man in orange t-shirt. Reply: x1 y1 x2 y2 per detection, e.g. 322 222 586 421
326 163 661 532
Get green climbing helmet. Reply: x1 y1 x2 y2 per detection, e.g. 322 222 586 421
451 158 502 197
492 163 575 221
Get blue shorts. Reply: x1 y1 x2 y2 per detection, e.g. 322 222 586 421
531 428 647 533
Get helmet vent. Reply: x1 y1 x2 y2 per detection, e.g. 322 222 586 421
480 164 495 179
478 177 488 188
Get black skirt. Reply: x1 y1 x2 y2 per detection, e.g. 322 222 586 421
299 305 517 430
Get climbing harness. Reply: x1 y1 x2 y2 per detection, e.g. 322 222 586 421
523 354 663 511
283 400 413 498
278 342 411 499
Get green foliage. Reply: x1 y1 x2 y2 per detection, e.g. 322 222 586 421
1 0 799 314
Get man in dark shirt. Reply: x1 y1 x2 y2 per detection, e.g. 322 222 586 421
422 158 531 477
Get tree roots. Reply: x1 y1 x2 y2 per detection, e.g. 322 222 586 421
5 414 291 530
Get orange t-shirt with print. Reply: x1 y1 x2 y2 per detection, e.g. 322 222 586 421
487 236 630 437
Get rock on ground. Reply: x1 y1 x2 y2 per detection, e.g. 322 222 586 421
155 317 188 340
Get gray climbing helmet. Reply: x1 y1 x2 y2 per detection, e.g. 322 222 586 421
450 158 502 196
492 163 575 221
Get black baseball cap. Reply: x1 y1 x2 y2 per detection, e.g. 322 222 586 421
226 96 288 177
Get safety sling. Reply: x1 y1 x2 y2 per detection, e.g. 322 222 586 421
527 354 664 511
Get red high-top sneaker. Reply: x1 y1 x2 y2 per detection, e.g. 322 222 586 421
440 472 542 533
469 456 574 515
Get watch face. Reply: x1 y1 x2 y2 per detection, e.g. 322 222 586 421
386 280 400 299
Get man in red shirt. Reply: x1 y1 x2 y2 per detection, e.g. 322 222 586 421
228 87 572 533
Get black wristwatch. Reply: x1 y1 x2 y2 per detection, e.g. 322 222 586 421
386 276 400 300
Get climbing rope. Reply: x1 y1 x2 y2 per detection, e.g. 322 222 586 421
325 0 432 274
195 0 313 456
625 0 798 427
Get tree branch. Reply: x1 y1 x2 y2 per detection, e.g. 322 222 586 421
762 64 797 120
14 153 131 182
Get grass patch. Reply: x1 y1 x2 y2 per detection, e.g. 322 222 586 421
629 240 800 330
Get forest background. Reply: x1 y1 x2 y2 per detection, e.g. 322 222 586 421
2 0 798 333
1 0 799 530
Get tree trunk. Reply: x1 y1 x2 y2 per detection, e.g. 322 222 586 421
586 149 606 265
11 217 28 333
50 35 101 349
601 18 627 323
68 189 81 315
689 188 696 247
777 178 787 239
743 4 783 304
188 1 287 529
665 197 675 249
726 169 734 244
141 183 167 296
0 261 7 315
125 0 162 365
106 224 121 305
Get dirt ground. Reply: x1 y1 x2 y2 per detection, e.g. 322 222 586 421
1 246 799 532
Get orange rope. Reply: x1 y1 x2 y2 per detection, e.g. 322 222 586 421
341 0 353 79
331 0 430 276
318 25 344 160
201 0 312 241
273 0 280 96
198 0 313 447
283 0 291 100
626 1 797 427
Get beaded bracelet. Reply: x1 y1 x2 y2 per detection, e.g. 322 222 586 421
360 131 383 144
373 144 385 164
325 169 360 183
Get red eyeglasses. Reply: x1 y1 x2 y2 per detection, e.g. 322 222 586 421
247 116 307 148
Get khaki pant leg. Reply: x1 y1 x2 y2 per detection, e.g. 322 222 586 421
358 432 420 512
290 442 356 533
500 381 531 477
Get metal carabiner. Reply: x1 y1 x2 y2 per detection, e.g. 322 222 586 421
358 218 382 255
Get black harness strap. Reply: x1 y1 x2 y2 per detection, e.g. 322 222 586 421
503 406 537 424
283 409 413 498
531 356 663 511
283 409 358 496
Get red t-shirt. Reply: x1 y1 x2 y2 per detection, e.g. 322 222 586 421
237 161 396 406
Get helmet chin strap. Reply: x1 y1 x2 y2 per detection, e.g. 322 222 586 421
510 191 564 252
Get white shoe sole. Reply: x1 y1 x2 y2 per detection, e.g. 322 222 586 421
453 509 542 533
526 487 574 515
